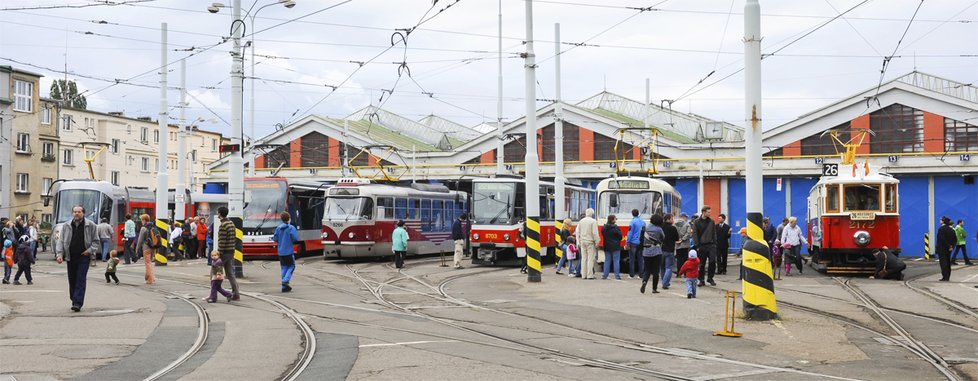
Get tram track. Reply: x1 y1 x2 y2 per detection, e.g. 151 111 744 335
333 263 863 380
127 273 319 381
836 278 961 381
142 290 210 381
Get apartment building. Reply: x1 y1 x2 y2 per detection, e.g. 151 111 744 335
58 108 225 193
1 66 61 224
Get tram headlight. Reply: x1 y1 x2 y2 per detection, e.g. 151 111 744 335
473 233 480 241
348 232 355 239
853 231 870 247
321 232 329 239
503 233 511 241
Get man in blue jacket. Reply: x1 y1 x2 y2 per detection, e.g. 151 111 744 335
626 209 646 279
273 211 299 292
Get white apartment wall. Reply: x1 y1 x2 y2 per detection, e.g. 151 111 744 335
58 109 223 192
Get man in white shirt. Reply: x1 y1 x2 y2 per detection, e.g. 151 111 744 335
576 208 600 280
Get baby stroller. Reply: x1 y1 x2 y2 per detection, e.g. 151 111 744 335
772 240 783 280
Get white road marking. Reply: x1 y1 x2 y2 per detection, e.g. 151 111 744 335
0 290 61 293
359 340 458 348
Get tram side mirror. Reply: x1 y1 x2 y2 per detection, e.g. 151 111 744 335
42 195 51 207
609 194 619 208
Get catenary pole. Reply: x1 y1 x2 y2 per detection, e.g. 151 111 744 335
553 22 566 264
496 0 505 175
524 0 541 283
742 0 777 320
229 0 245 277
155 23 170 265
176 59 187 221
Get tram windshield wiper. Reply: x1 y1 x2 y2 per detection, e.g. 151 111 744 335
489 195 511 224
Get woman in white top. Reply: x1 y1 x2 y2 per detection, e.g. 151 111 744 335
780 217 806 274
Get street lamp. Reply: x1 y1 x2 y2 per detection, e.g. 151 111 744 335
209 0 296 175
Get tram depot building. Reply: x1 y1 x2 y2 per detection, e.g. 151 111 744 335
208 71 977 257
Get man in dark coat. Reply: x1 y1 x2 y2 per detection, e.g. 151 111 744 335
715 213 731 275
691 206 717 286
872 247 906 280
54 205 100 312
936 216 957 281
762 217 777 247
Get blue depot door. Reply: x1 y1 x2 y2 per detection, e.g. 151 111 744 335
934 175 978 258
728 178 746 252
897 176 929 257
674 178 699 218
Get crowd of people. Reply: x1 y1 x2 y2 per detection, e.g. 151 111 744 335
6 203 976 312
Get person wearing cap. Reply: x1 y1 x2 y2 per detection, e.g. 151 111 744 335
936 216 957 281
452 214 468 269
392 220 409 269
678 249 700 298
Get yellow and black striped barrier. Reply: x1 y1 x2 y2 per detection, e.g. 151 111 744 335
154 219 169 266
924 233 930 260
741 212 777 320
554 219 564 264
230 217 244 278
526 217 542 282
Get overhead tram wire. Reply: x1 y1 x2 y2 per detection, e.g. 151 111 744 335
536 0 671 66
895 1 978 55
822 0 883 57
292 0 467 125
666 0 874 108
870 0 926 107
0 0 157 11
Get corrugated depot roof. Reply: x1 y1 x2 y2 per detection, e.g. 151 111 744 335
418 115 483 142
589 108 697 144
577 92 743 142
896 71 978 104
329 117 438 152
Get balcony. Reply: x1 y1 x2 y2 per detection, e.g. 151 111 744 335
41 154 56 162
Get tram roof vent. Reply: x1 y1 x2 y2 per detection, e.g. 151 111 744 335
409 183 450 193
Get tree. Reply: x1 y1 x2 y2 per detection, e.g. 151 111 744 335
50 79 87 109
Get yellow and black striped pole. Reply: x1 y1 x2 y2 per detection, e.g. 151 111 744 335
526 218 542 282
554 219 564 265
924 233 930 260
154 219 169 266
231 217 244 278
742 213 777 319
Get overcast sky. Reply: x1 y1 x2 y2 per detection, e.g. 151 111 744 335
2 0 976 141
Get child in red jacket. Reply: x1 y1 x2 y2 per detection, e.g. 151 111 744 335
678 249 700 298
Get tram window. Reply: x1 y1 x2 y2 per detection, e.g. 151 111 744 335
884 184 897 213
825 186 839 213
421 199 431 231
433 200 445 231
377 197 393 220
99 194 112 223
394 198 407 219
116 199 126 223
843 184 880 212
409 199 420 219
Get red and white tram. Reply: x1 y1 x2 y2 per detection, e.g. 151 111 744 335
808 162 900 275
49 180 226 253
241 177 328 258
468 177 595 265
595 176 683 247
320 178 467 258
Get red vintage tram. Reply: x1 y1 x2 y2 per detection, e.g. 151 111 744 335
808 161 900 275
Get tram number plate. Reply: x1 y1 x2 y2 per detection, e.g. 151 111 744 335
850 212 875 221
822 164 839 176
849 220 876 229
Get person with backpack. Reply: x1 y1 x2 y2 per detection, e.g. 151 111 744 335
273 212 299 292
54 205 100 312
640 214 665 294
136 214 157 284
13 236 35 285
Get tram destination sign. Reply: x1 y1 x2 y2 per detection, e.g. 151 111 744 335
850 212 875 221
608 180 651 190
822 163 839 176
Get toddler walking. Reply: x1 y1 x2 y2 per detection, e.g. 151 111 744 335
678 249 700 299
207 250 233 303
105 250 121 284
3 239 13 284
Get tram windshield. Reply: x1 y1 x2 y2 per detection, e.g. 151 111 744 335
243 180 288 229
54 189 111 224
597 191 663 221
843 184 881 212
472 182 517 224
323 197 374 221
